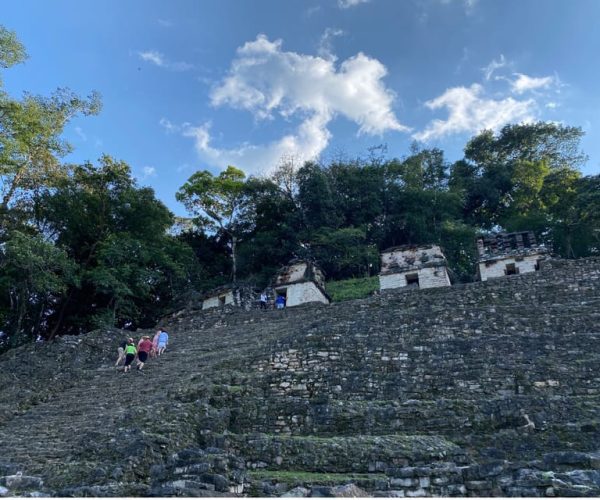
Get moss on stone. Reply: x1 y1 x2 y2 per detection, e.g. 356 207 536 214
248 469 388 484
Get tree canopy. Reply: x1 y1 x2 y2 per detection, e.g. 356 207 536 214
0 25 598 353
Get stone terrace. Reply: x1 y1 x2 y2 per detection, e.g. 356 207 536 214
0 258 599 496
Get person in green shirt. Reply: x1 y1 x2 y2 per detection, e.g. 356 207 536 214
123 338 137 373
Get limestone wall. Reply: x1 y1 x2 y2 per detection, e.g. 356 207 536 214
380 245 447 275
379 265 451 290
479 254 543 281
202 290 234 310
283 282 329 307
274 263 307 285
242 258 600 439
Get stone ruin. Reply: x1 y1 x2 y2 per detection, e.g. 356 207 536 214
477 231 549 281
272 259 331 307
1 256 599 497
200 283 258 311
379 244 452 291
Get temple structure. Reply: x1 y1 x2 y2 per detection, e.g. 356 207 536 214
379 244 451 291
476 231 549 281
272 260 331 307
201 284 258 311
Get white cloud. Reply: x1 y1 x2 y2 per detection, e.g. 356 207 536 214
439 0 478 14
139 50 164 66
318 28 345 60
463 0 478 11
181 34 407 174
211 35 407 134
137 50 193 71
74 126 87 142
158 18 173 28
182 114 332 174
159 117 179 133
338 0 370 8
305 5 322 16
414 83 536 141
140 166 157 179
482 54 507 81
510 73 556 94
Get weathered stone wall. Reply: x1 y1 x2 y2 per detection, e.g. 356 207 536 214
380 245 447 275
275 262 308 285
0 256 599 497
479 253 543 281
240 258 600 444
202 290 234 310
379 265 451 290
285 282 330 307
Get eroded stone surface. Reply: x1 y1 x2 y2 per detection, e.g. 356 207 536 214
0 257 598 496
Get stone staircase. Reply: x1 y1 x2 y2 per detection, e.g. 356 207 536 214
0 257 599 496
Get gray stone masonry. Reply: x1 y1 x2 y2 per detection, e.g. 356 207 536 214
0 257 598 496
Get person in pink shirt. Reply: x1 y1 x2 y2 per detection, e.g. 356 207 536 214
136 336 153 371
151 330 160 358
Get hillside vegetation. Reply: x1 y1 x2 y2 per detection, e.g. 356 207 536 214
0 24 599 358
325 276 379 302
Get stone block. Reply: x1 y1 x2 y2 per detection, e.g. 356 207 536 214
385 490 405 497
2 475 43 490
330 484 369 497
391 478 415 488
465 480 490 491
282 486 310 497
418 477 430 488
543 451 591 467
406 487 427 497
310 485 334 497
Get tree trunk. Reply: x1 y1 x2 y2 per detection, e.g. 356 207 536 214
14 288 28 342
47 288 75 341
231 234 237 284
48 241 100 340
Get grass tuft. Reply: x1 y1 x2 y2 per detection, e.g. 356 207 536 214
325 276 379 302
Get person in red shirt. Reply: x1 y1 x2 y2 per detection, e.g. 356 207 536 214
136 335 153 371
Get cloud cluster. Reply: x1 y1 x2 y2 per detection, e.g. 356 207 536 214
414 84 536 141
184 34 406 173
166 36 562 172
137 165 157 181
510 73 556 94
338 0 370 8
416 56 560 141
138 50 193 71
482 54 508 80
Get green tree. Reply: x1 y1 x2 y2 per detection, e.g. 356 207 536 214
236 176 301 285
40 156 191 336
310 226 379 279
456 122 586 228
177 166 248 282
0 231 75 348
296 161 343 231
500 159 551 232
0 25 101 228
0 25 27 72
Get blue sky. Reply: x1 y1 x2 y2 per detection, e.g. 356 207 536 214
3 0 599 215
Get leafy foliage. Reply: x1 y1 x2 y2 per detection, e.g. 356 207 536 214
325 276 379 302
0 25 598 351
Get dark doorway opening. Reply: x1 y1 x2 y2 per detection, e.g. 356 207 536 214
405 273 420 287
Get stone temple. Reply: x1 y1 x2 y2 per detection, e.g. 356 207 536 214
272 259 331 307
379 244 451 291
476 231 549 281
200 283 257 311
